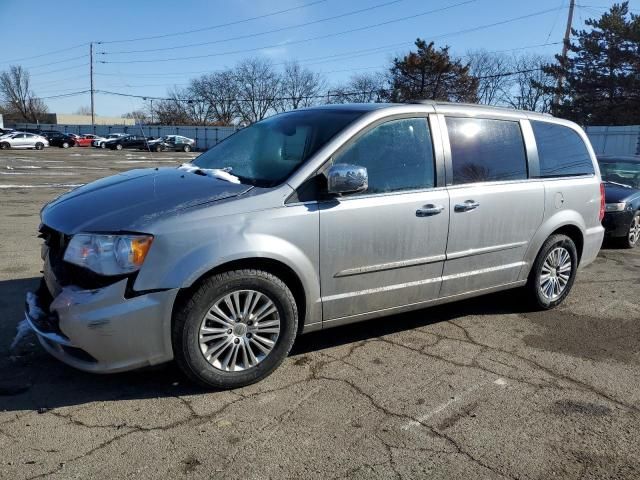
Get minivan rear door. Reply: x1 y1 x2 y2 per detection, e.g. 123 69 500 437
440 115 544 297
319 115 449 323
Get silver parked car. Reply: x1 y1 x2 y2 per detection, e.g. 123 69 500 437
0 132 49 150
27 102 604 388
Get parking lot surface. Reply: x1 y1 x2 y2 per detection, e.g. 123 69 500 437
0 147 639 479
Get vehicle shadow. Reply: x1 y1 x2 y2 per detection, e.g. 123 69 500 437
0 276 532 413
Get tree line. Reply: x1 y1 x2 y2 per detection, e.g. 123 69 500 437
1 2 639 127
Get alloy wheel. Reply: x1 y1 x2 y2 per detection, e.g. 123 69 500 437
539 246 572 301
629 215 640 246
198 289 281 372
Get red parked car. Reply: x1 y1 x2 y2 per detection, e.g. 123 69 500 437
74 134 104 147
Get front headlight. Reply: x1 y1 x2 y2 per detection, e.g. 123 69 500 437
605 202 627 212
63 233 153 276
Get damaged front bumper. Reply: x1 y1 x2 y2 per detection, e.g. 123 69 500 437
25 279 179 373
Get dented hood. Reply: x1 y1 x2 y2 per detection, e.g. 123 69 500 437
41 167 252 234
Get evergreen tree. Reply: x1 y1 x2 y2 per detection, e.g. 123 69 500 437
544 2 640 125
385 39 478 103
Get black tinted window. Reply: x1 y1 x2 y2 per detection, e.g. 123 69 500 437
446 117 527 184
333 117 435 194
532 121 594 177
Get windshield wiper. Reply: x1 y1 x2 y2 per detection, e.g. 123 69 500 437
604 180 633 189
178 163 241 184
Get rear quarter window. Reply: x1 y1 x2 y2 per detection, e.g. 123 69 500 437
531 121 595 177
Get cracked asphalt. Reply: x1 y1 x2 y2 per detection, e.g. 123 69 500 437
1 148 639 479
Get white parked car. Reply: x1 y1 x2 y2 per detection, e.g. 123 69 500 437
0 132 49 150
93 133 127 148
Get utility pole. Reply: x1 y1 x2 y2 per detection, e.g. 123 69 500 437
90 42 95 127
554 0 576 107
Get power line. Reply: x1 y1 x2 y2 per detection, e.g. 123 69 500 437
100 0 402 55
25 55 88 70
29 63 90 77
98 0 478 64
0 43 88 65
95 67 546 103
98 4 565 66
40 90 91 100
99 0 329 45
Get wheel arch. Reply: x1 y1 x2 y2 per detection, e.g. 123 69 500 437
172 257 308 336
520 213 587 282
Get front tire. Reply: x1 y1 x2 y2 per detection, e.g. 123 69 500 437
115 143 123 151
100 142 106 149
526 234 578 310
183 144 192 152
172 269 298 389
624 212 640 249
61 141 70 148
0 142 8 150
34 143 44 150
155 144 163 152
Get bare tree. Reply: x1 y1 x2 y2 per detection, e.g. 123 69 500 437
190 70 238 125
466 50 512 105
0 66 48 122
329 72 387 103
234 58 281 124
503 54 554 113
276 61 325 112
153 88 190 125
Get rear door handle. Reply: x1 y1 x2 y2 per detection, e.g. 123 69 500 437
416 204 444 217
454 200 480 212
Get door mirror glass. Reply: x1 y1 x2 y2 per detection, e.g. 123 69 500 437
327 164 368 195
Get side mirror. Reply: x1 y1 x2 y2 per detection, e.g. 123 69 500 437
327 164 368 196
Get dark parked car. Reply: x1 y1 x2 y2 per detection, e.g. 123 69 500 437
106 134 152 150
45 131 77 148
598 155 640 248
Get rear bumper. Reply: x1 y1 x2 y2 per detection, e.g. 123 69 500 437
580 225 605 268
26 279 178 373
602 211 633 238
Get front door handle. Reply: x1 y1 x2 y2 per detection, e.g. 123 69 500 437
416 204 444 217
454 200 480 212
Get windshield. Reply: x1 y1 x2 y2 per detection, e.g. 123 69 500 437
599 160 640 189
192 109 365 187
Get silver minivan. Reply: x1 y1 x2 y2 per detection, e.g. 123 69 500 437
27 102 605 388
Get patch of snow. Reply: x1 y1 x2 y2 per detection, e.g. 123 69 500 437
178 163 240 184
10 319 31 350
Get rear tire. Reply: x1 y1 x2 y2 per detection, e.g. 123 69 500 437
62 141 70 149
100 142 106 149
172 269 298 389
34 143 43 150
623 212 640 249
183 144 192 152
115 143 123 151
155 144 163 152
526 234 578 310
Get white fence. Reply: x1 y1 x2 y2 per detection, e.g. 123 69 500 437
9 122 640 156
8 123 239 151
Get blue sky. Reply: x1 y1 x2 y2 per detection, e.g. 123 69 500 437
0 0 634 117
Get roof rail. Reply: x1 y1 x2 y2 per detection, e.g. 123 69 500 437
404 99 554 116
